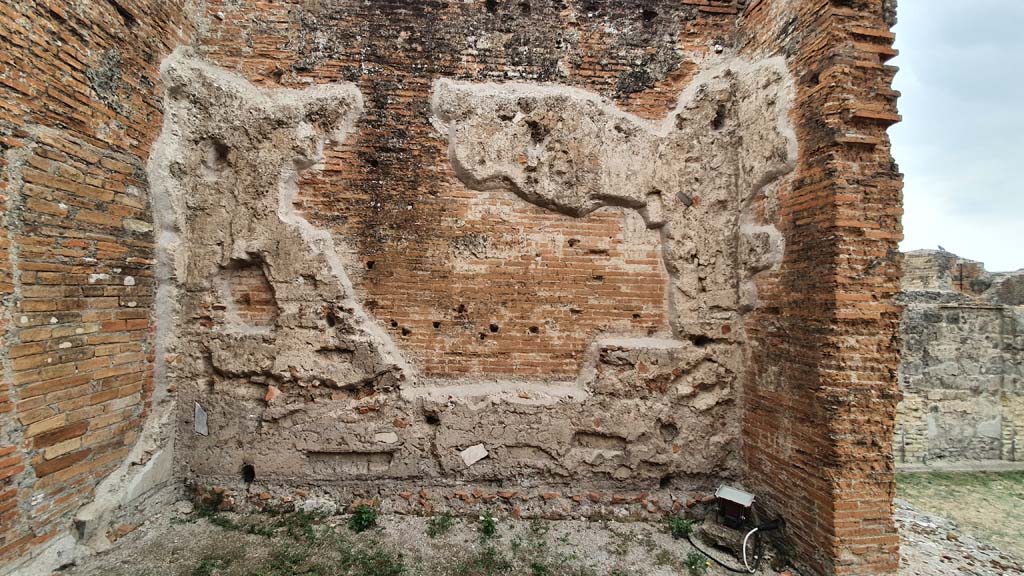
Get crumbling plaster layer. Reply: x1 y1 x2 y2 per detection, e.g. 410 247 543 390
151 50 795 509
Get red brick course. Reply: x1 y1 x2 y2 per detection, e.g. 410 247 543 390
739 1 902 575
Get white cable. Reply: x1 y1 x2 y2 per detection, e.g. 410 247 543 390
742 527 759 573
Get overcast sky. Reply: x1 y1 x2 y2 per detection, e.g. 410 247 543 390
891 1 1024 272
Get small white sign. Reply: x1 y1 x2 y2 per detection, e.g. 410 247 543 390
194 401 209 436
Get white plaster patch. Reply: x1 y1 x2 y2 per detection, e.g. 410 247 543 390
460 443 488 467
374 432 399 444
194 402 209 436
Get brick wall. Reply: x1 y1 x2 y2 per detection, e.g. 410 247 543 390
223 261 278 328
0 1 906 575
0 0 194 567
198 0 741 380
738 1 902 575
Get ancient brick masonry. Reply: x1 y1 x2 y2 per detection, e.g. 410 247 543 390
0 2 904 576
738 1 902 574
0 0 196 570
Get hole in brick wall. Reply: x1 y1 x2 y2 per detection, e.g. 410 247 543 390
712 104 727 130
659 474 673 489
485 0 498 13
433 321 441 329
222 259 278 328
105 0 137 28
479 332 487 340
325 309 337 328
367 158 379 168
401 327 412 337
689 335 711 347
528 326 539 334
526 119 549 143
632 313 641 320
570 308 582 316
642 8 658 21
424 411 441 426
519 1 531 14
660 422 679 442
366 260 375 270
456 304 467 314
241 463 256 484
593 275 604 282
203 139 230 170
391 319 399 328
489 323 499 333
802 71 821 86
568 238 580 248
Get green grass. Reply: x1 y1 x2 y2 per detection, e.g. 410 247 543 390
683 551 709 576
897 471 1024 557
665 517 694 540
348 505 379 534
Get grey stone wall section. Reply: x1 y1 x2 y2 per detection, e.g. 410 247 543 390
896 250 1024 465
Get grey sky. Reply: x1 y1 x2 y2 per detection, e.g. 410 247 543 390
891 0 1024 272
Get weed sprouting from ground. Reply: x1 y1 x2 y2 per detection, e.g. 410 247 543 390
654 548 676 567
478 511 498 542
348 504 380 532
426 513 455 538
348 505 379 534
684 551 710 575
666 517 695 540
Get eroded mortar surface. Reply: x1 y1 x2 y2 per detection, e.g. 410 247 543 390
152 49 795 515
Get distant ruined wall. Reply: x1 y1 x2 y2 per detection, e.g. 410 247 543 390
897 250 1024 465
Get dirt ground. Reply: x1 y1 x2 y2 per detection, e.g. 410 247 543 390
897 472 1024 559
56 505 787 576
52 473 1024 576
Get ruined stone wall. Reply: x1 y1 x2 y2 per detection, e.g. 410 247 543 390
0 2 906 576
161 2 903 576
174 0 780 516
0 1 196 571
738 1 902 574
896 250 1024 465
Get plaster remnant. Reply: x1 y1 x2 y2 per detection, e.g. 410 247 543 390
149 50 796 507
431 54 795 341
460 444 489 467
